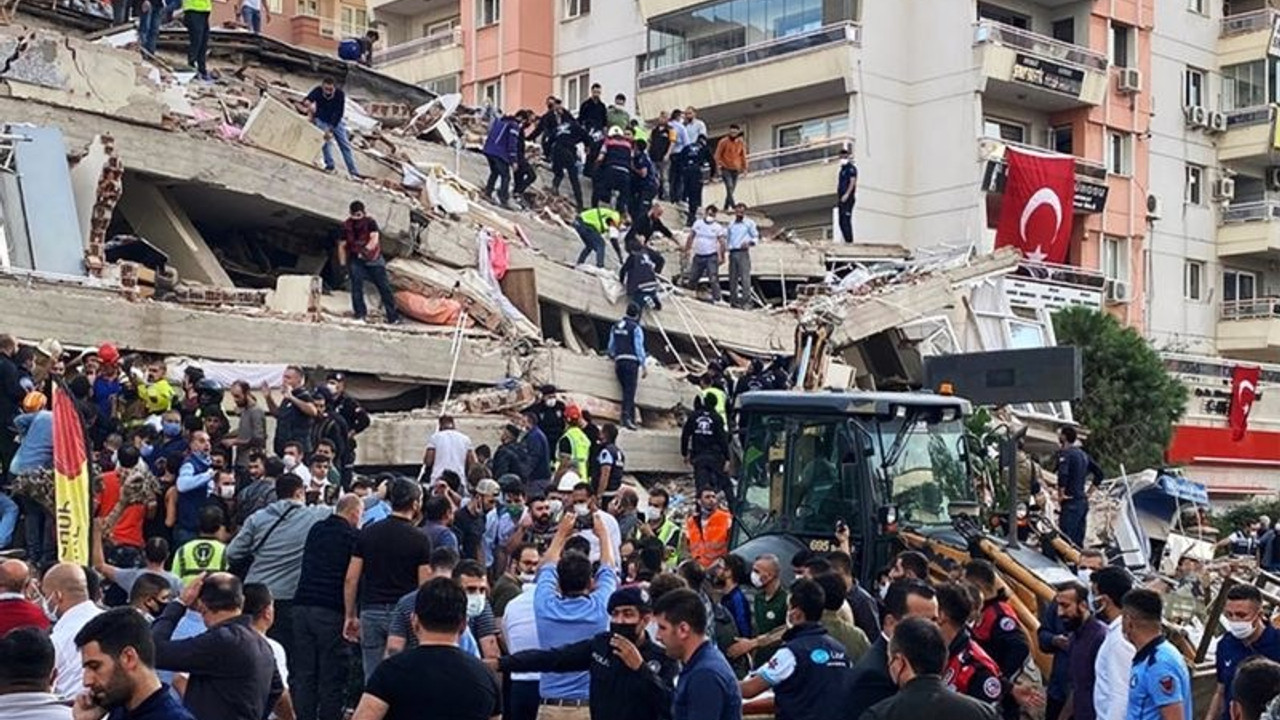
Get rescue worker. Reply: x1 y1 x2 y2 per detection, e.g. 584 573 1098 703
527 385 567 451
739 579 853 720
492 586 678 720
936 583 1005 708
964 560 1030 684
700 365 729 430
594 126 635 214
550 110 590 210
630 139 659 219
575 206 622 268
619 235 666 315
514 110 539 200
553 404 591 484
607 303 646 431
685 487 731 569
171 504 228 584
681 394 728 495
638 487 681 568
593 423 625 501
1121 589 1192 720
861 617 1000 720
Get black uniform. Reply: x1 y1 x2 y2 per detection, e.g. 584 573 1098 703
595 441 625 495
609 315 644 428
619 247 666 313
526 399 566 450
862 675 1000 720
499 631 678 720
681 406 728 493
761 622 855 720
972 599 1030 683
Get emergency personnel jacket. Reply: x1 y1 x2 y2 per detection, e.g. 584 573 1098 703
600 137 633 170
555 426 590 478
580 207 621 234
686 509 731 567
681 409 727 461
173 538 228 583
610 317 643 363
973 598 1030 681
766 623 855 720
945 629 1005 705
704 387 728 427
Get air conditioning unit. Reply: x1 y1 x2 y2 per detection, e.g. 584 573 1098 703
1146 194 1163 220
1208 111 1228 133
1105 279 1133 304
1268 167 1280 191
1118 67 1143 94
1184 106 1208 128
1214 176 1236 201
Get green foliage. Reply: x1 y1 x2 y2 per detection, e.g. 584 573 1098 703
1209 500 1280 536
1052 307 1186 476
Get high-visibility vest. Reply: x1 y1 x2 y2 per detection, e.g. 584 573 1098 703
704 388 728 427
556 426 591 479
686 509 731 568
172 538 227 584
655 517 681 568
183 0 212 11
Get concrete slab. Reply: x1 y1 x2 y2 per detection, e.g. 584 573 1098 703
266 275 318 316
240 94 324 166
8 125 84 276
117 180 236 287
69 134 108 248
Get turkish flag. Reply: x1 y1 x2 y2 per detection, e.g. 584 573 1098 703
996 148 1076 264
1229 365 1261 441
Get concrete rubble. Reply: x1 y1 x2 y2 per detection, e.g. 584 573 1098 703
0 10 1023 476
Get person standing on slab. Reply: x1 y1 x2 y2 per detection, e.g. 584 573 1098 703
337 201 399 325
725 203 758 309
305 77 361 179
181 0 212 82
836 146 857 243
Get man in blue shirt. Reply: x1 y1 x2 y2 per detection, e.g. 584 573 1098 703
654 587 741 720
1056 425 1104 547
533 510 618 714
1208 585 1280 720
836 147 857 243
607 303 647 431
725 202 759 309
1123 589 1191 720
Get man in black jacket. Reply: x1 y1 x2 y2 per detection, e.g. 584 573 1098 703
492 586 677 720
0 334 24 488
847 580 939 720
152 572 283 720
861 617 999 720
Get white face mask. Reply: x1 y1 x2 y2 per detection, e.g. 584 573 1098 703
1222 617 1257 640
217 485 236 499
750 571 764 588
1076 568 1092 586
518 572 535 583
282 455 298 469
574 503 590 517
644 506 661 522
548 499 564 517
878 583 890 601
466 593 486 619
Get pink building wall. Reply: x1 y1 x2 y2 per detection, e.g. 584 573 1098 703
461 0 554 111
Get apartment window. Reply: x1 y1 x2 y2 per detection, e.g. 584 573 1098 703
266 0 281 12
1184 67 1205 108
1051 18 1074 44
1222 60 1270 110
777 115 851 148
297 0 318 16
1188 0 1206 14
1106 132 1132 175
477 0 499 26
340 6 368 37
1185 164 1204 205
563 71 590 111
480 79 503 111
1102 236 1130 283
1184 260 1205 301
1222 269 1257 301
977 2 1029 29
425 17 460 37
1109 22 1134 68
1049 125 1073 155
565 0 590 18
423 74 459 95
983 118 1026 144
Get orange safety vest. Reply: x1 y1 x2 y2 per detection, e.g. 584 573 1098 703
686 509 731 568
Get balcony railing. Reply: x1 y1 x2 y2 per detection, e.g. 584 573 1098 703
973 20 1108 72
1222 297 1280 321
373 28 462 65
1225 104 1274 129
745 137 852 174
1221 9 1278 37
1013 260 1107 290
982 136 1108 181
637 22 861 90
1222 200 1280 224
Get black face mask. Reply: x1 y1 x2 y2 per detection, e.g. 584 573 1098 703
610 622 641 641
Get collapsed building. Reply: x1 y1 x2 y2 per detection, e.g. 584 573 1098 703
0 5 1042 476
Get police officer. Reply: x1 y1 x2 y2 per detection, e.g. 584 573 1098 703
493 587 678 720
936 583 1006 709
1122 589 1192 720
964 560 1029 683
594 423 626 501
739 578 854 720
608 304 646 431
681 394 728 494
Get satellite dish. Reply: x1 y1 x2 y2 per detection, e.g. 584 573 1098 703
405 93 462 146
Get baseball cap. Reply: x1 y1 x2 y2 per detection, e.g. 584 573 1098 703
556 471 582 492
475 478 501 496
497 474 524 493
607 586 651 614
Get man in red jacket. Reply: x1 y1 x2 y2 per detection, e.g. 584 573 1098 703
0 559 49 634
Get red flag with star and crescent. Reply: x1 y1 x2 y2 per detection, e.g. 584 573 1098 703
52 384 91 564
1229 365 1261 442
996 148 1076 264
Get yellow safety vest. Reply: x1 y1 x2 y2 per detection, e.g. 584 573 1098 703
183 0 212 11
172 538 227 584
704 388 728 427
556 426 591 478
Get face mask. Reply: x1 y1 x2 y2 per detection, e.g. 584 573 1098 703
544 398 554 407
644 506 661 522
548 499 563 517
162 422 181 437
1088 595 1102 615
283 455 298 469
878 583 890 601
518 572 535 584
41 592 60 622
466 593 486 619
646 619 664 648
217 485 236 499
750 571 764 588
1076 568 1092 586
574 503 590 517
140 443 154 459
1222 617 1256 640
610 622 640 640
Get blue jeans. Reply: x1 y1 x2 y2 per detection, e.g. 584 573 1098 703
0 492 17 549
314 119 359 176
138 4 161 55
574 220 605 267
359 604 396 682
349 257 399 323
19 496 54 568
240 5 261 32
1059 498 1088 547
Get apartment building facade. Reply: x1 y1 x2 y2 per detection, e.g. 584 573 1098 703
208 0 370 53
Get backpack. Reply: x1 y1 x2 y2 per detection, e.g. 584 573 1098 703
338 38 362 61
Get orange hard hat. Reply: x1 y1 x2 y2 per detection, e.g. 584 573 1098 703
98 342 120 365
21 390 47 413
564 404 582 422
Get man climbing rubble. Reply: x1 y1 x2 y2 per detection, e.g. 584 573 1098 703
575 207 622 268
304 77 361 179
482 110 525 210
338 201 400 326
607 304 647 431
619 233 665 315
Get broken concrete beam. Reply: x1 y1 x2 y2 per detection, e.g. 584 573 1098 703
0 274 696 412
359 414 687 473
171 283 271 307
116 180 236 288
443 382 538 416
265 275 320 316
240 94 324 166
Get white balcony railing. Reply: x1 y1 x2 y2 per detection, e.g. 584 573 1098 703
637 22 860 90
745 137 852 174
373 28 462 65
981 136 1108 181
1221 9 1279 37
973 19 1109 72
1222 297 1280 321
1221 200 1280 224
1013 260 1107 291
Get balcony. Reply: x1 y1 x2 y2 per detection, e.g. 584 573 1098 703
372 29 463 84
715 137 852 211
368 0 456 16
1218 201 1280 259
635 23 860 122
1004 260 1106 313
1218 297 1280 362
974 21 1110 111
978 138 1110 214
1218 105 1280 163
1219 10 1279 65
